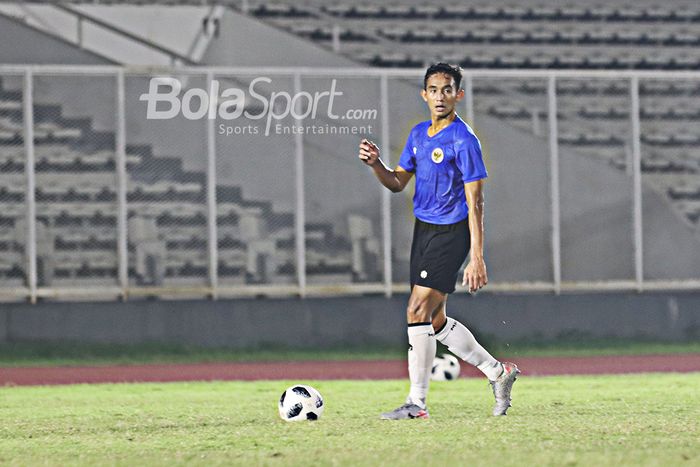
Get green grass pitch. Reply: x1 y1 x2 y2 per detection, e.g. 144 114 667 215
1 374 698 466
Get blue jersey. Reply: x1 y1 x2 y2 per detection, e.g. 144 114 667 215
397 115 487 224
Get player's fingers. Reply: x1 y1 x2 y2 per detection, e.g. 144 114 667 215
468 273 477 293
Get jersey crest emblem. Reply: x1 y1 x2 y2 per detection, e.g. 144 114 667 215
431 147 444 163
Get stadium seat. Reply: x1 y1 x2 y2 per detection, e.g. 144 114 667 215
322 5 351 17
502 5 528 19
414 5 440 17
382 5 412 18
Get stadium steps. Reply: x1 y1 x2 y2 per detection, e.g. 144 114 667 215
0 78 353 286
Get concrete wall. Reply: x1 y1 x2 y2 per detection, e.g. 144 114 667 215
201 9 357 67
0 13 112 65
1 292 698 347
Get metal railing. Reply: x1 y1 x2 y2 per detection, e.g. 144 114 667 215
0 64 699 302
52 4 196 66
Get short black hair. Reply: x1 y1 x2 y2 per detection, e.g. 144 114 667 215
423 63 463 90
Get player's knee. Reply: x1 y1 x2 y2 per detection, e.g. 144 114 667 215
406 298 431 323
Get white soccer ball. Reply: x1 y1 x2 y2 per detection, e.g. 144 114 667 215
278 385 324 421
431 353 461 381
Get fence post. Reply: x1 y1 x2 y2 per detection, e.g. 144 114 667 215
464 73 474 125
547 75 561 294
206 71 219 299
380 74 392 297
77 17 83 48
23 70 37 303
115 70 128 299
332 24 341 53
629 76 644 291
293 73 306 297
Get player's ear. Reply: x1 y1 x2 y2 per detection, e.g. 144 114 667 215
420 88 428 102
456 88 465 101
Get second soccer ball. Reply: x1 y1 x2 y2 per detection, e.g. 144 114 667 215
431 353 461 381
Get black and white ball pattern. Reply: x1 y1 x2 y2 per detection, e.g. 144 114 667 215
278 385 324 421
431 353 461 381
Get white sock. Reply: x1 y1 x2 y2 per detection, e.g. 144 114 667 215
406 323 436 408
435 317 503 381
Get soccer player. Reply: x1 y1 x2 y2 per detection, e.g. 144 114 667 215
358 63 519 419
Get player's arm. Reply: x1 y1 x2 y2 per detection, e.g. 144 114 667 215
358 139 413 193
462 179 488 293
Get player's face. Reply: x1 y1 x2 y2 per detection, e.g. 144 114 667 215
421 73 464 119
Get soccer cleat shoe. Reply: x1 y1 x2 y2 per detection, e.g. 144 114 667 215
489 362 520 416
379 403 430 420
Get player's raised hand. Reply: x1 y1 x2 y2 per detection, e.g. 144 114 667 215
463 257 488 294
358 139 380 166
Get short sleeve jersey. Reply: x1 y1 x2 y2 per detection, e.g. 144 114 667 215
397 115 487 224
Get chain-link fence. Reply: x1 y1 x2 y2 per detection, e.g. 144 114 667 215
556 78 636 282
32 73 120 295
213 73 298 292
301 75 384 289
0 73 25 300
472 76 553 283
124 74 210 294
640 78 700 281
1 65 699 302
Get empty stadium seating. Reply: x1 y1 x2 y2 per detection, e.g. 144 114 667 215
1 0 698 294
249 1 700 70
233 1 699 228
0 75 368 289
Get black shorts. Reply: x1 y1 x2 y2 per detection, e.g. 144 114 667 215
410 218 470 294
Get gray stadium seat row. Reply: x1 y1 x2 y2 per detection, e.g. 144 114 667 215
0 77 357 285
